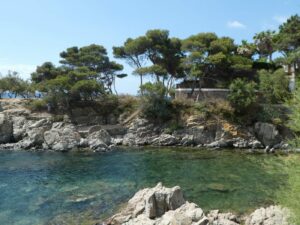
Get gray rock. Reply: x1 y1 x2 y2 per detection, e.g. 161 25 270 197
44 123 81 151
180 135 194 146
106 183 202 225
207 210 239 225
152 134 179 146
254 122 281 147
87 129 111 152
245 205 291 225
12 116 27 141
205 139 230 148
19 127 45 149
122 133 136 146
248 140 264 149
0 113 13 144
189 126 216 145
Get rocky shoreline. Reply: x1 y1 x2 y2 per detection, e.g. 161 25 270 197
0 99 291 152
100 183 292 225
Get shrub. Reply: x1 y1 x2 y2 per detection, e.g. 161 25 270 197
286 84 300 136
258 69 291 104
207 99 235 119
228 78 257 113
27 99 47 112
140 82 173 122
117 95 140 115
256 104 285 124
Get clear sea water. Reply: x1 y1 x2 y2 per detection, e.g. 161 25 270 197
0 148 295 225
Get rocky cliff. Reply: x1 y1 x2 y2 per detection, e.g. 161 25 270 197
0 99 289 152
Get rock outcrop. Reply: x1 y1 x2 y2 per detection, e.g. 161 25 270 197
254 122 281 147
0 113 13 144
104 183 208 225
0 100 290 152
102 184 293 225
245 205 291 225
0 100 114 152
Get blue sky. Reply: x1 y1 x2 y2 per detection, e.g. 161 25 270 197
0 0 299 94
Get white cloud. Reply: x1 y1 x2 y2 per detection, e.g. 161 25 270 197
0 64 37 80
227 20 246 29
273 16 288 24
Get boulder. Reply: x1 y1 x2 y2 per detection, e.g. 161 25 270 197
18 127 46 149
254 123 281 147
12 116 27 141
87 129 111 152
122 133 136 146
0 113 13 144
188 126 216 145
245 205 291 225
180 134 195 146
106 183 206 225
44 123 81 151
152 134 179 146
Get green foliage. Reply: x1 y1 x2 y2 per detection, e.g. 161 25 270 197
164 121 184 134
182 32 254 89
27 99 47 112
228 78 257 113
0 72 31 98
286 85 300 134
256 104 285 124
32 44 126 109
117 95 140 115
258 69 291 103
114 29 184 93
253 30 276 61
277 14 300 54
70 80 104 100
140 82 173 122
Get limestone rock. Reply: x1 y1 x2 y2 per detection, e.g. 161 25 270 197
245 205 291 225
87 129 111 152
44 123 81 151
207 210 239 225
106 183 191 225
152 134 179 146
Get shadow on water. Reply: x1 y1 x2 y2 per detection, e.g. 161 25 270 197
0 148 292 225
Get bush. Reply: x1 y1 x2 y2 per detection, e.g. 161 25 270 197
259 69 291 103
140 82 173 122
286 84 300 136
207 99 235 119
117 95 140 115
27 99 47 112
228 78 257 113
256 104 285 124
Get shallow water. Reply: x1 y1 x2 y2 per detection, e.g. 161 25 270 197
0 148 296 225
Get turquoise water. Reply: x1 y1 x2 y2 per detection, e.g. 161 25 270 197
0 148 293 225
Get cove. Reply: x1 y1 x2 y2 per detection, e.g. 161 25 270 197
0 148 296 225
